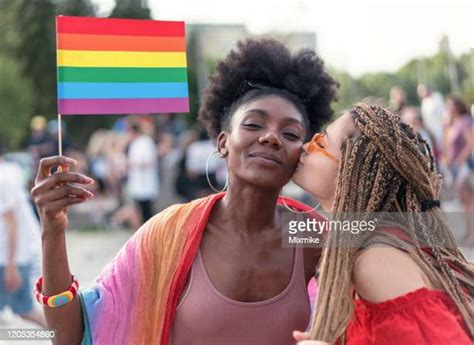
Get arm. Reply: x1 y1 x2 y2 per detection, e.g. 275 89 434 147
41 231 84 345
352 245 431 302
294 247 469 345
352 246 471 344
31 156 94 345
4 209 17 267
3 209 22 292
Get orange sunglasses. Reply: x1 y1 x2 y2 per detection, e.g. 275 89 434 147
306 132 339 162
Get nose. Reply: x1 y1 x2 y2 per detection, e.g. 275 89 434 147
258 131 282 149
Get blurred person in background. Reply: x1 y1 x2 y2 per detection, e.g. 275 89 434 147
157 131 175 161
135 115 156 138
28 115 54 165
389 85 407 113
417 84 445 147
154 129 183 209
86 129 110 195
156 113 188 138
444 94 474 245
401 106 439 160
0 143 45 328
107 130 142 229
106 132 129 200
126 121 159 223
174 128 200 202
47 119 71 157
185 126 221 198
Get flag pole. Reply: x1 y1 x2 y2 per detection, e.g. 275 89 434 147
58 113 62 156
55 16 62 157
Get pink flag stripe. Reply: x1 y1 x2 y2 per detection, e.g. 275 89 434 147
59 98 189 115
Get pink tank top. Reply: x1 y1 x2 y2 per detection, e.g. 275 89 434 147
171 247 311 345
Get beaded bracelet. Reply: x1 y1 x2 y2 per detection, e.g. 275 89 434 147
34 275 79 308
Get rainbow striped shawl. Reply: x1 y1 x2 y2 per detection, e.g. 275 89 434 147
79 192 319 344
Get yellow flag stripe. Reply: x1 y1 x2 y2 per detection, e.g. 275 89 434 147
57 50 187 67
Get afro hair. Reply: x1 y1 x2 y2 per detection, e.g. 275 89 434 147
198 38 339 139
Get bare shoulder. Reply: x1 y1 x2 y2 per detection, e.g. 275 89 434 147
353 245 433 303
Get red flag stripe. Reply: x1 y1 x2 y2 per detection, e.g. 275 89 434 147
56 16 185 37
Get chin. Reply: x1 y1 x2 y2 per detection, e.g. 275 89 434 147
243 173 287 189
291 171 305 189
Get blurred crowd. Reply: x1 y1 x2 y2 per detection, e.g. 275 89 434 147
393 85 474 243
20 113 228 229
1 85 473 234
0 84 472 327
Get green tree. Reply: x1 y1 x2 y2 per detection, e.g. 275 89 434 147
109 0 151 19
393 59 420 105
329 47 474 114
57 0 96 17
0 55 34 149
0 0 18 58
329 69 368 115
458 50 474 104
358 72 398 104
11 0 57 116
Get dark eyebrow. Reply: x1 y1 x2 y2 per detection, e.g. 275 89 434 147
243 109 305 128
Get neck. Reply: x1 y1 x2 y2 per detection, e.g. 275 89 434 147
315 194 335 213
321 200 334 213
218 180 281 235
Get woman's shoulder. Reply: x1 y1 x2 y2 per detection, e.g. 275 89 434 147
353 245 432 303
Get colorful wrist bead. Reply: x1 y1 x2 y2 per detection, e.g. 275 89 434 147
34 275 79 308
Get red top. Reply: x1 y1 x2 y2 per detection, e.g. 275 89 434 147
339 287 472 345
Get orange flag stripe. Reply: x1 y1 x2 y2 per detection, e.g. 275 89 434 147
57 33 186 52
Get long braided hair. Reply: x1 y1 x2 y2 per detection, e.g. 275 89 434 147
309 102 474 342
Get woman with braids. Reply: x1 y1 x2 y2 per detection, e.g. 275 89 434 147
30 38 338 344
292 103 473 344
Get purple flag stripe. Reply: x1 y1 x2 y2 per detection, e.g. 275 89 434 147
59 98 189 114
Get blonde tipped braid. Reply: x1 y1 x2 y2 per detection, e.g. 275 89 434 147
309 103 474 343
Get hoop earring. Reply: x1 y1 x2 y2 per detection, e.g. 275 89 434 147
279 190 320 214
206 151 229 193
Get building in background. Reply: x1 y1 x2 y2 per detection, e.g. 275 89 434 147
186 24 317 96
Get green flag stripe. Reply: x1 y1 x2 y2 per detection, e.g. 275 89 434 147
58 67 188 83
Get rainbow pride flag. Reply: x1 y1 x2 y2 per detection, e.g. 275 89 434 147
56 16 189 115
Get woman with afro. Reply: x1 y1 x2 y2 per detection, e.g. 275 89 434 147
31 38 338 344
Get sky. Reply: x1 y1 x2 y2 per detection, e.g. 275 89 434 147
92 0 474 77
